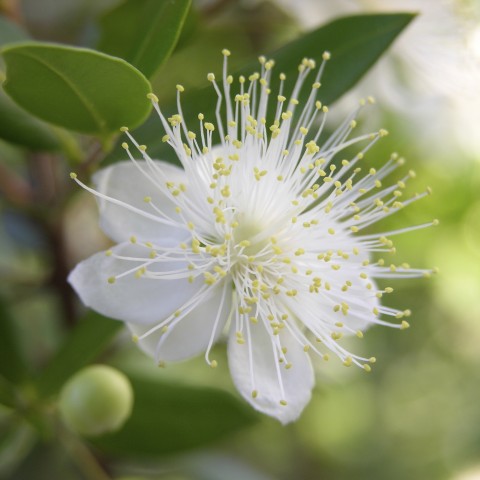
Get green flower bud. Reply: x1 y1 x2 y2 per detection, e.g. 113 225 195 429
59 365 133 436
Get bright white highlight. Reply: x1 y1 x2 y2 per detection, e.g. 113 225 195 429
68 51 435 423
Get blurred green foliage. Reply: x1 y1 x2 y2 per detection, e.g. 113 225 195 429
0 0 479 479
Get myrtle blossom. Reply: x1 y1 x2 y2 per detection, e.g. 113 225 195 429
69 51 435 423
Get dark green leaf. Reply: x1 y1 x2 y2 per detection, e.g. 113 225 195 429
107 13 414 163
0 88 62 150
0 297 28 386
35 312 122 397
2 42 152 136
93 373 257 456
98 0 191 78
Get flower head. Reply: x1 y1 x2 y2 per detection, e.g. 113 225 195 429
69 51 436 423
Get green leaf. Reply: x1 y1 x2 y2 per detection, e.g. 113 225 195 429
0 17 62 151
0 297 28 386
35 312 122 398
93 373 257 456
98 0 191 78
107 13 414 163
1 42 152 136
0 88 62 151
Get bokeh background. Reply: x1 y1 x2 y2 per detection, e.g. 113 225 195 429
1 0 480 479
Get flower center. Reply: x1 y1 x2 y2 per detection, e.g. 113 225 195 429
232 215 270 257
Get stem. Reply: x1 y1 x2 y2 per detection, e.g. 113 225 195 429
27 153 78 327
46 219 77 327
61 429 113 480
79 134 117 177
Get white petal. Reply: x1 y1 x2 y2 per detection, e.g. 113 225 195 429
93 160 187 243
127 280 232 362
68 242 203 325
228 321 314 424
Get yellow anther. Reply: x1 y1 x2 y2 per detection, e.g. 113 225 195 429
69 172 77 179
343 356 353 367
207 73 215 82
146 93 158 102
107 276 116 284
401 320 410 330
121 142 129 149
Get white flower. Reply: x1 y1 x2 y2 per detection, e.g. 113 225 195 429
69 51 435 423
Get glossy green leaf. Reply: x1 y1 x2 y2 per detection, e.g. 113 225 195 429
2 42 152 136
93 373 257 456
0 17 61 150
0 88 62 150
107 13 414 163
35 312 122 397
98 0 191 78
